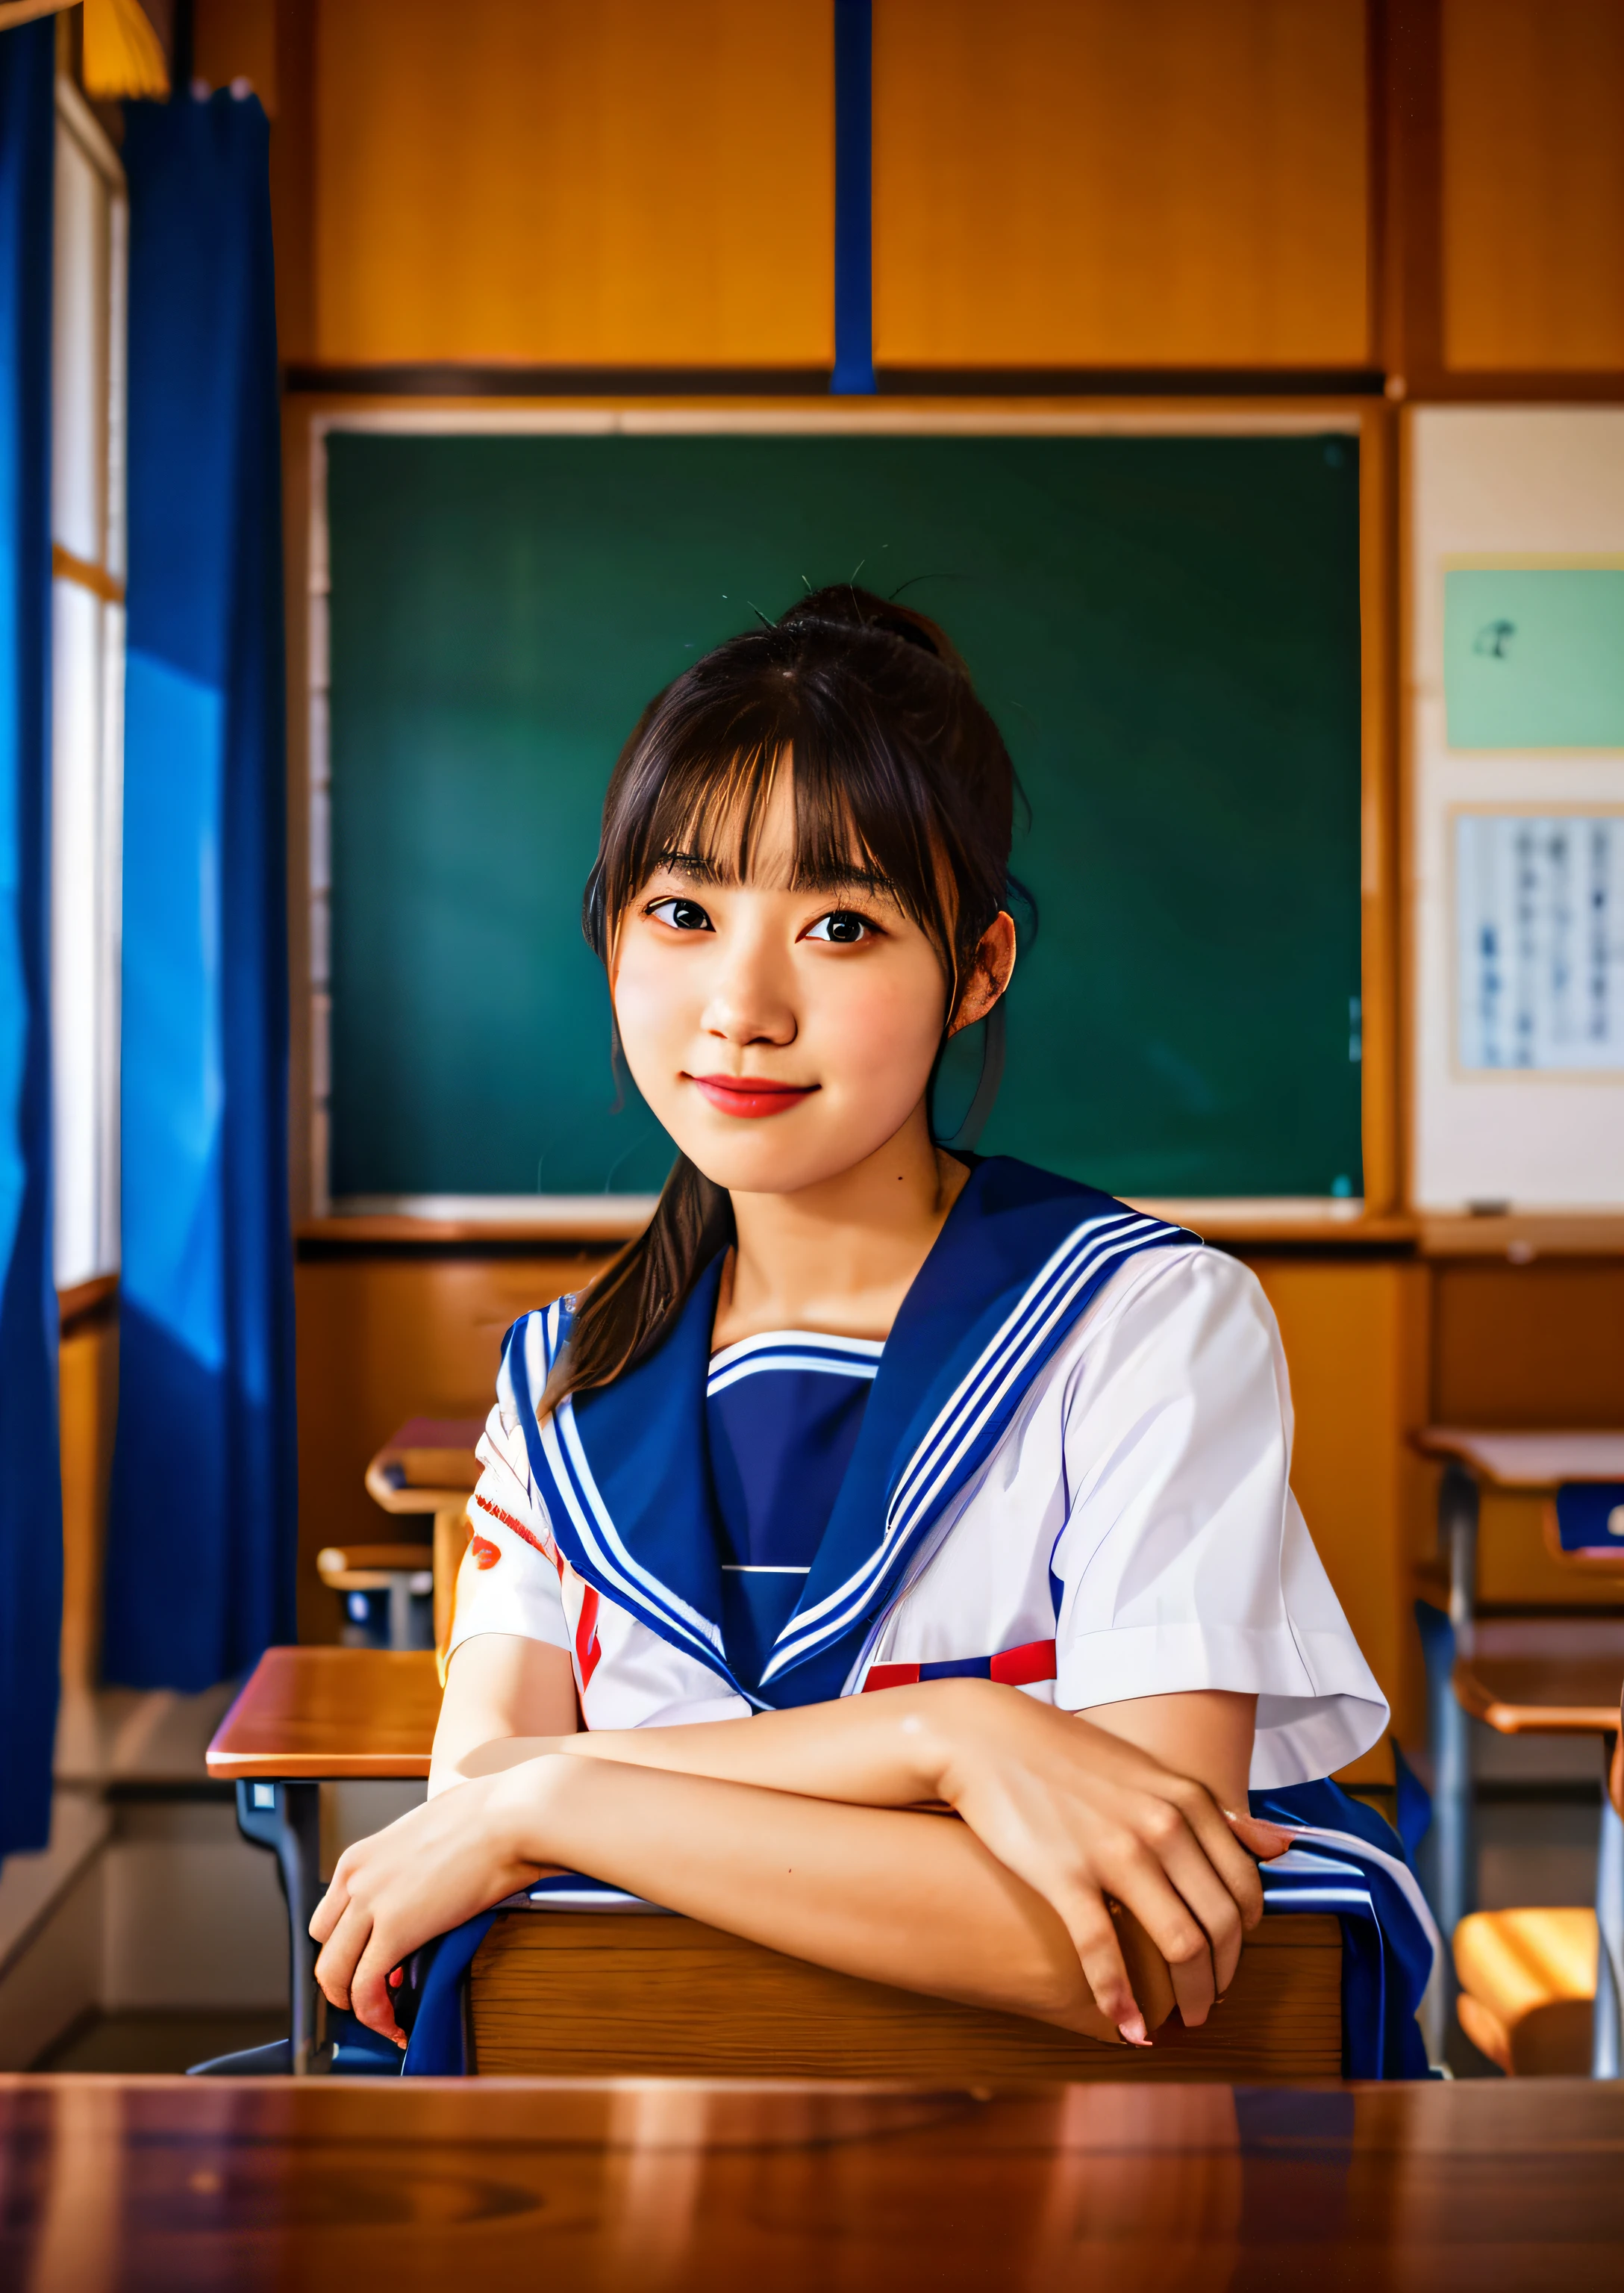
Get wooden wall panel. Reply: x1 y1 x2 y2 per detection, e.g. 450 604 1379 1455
1442 0 1624 370
1243 1258 1431 1750
58 1312 117 1699
313 0 834 366
1472 1488 1623 1609
193 0 279 110
1432 1262 1624 1428
872 0 1369 369
294 1252 611 1639
1430 1260 1624 1610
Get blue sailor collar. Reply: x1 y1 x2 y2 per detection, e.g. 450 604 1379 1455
506 1157 1195 1710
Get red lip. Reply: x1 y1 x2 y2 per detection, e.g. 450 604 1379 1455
690 1073 818 1119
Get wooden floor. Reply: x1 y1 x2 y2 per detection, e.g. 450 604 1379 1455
4 2075 1623 2289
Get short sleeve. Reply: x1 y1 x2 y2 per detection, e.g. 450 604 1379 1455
1051 1248 1387 1786
445 1353 572 1662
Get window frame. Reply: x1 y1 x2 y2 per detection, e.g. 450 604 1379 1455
50 73 128 1297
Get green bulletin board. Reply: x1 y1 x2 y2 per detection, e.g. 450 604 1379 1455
325 429 1364 1202
1444 567 1624 749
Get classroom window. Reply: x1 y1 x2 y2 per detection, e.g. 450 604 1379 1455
50 77 127 1292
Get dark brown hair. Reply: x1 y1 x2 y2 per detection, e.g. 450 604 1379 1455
543 584 1018 1414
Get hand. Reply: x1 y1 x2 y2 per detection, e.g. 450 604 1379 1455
907 1681 1291 2043
308 1769 547 2044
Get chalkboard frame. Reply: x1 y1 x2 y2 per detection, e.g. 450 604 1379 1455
287 398 1396 1245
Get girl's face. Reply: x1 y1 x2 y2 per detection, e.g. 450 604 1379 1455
610 767 1000 1198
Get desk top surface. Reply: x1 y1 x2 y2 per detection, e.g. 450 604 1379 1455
2 2075 1621 2288
1416 1427 1624 1487
205 1647 441 1779
1453 1617 1624 1735
365 1417 484 1516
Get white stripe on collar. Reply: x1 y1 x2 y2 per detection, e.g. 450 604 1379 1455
761 1213 1170 1683
709 1329 885 1373
708 1350 881 1397
1264 1826 1442 1968
532 1300 729 1663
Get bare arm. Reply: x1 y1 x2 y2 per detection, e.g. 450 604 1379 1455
437 1641 1254 1816
318 1752 1172 2047
428 1631 580 1793
321 1634 1281 2050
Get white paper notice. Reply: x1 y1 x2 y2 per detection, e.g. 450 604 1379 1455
1455 814 1624 1072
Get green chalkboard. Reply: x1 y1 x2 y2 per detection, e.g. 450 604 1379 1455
327 431 1363 1202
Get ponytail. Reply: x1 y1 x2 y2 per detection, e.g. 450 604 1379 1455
539 1154 734 1416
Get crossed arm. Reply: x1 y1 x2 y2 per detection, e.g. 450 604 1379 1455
311 1633 1287 2050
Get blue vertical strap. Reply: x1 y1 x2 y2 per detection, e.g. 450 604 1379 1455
831 0 875 394
0 16 63 1861
1252 1777 1437 2080
399 1914 497 2077
104 92 296 1690
1391 1735 1434 1864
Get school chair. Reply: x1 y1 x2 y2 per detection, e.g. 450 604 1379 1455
205 1646 1344 2083
1452 1908 1599 2075
453 1894 1348 2084
398 1779 1433 2084
203 1645 440 2074
1451 1703 1624 2077
364 1416 481 1654
316 1543 434 1651
1403 1421 1624 1944
1449 1623 1623 2076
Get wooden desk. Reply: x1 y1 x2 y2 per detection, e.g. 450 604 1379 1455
205 1652 1333 2088
1411 1428 1624 2061
4 2076 1624 2288
207 1647 441 1781
1452 1618 1624 1737
1416 1431 1624 1489
1446 1615 1624 2079
206 1649 441 2072
364 1417 483 1651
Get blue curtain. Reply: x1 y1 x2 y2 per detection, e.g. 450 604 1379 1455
0 18 62 1859
104 92 296 1690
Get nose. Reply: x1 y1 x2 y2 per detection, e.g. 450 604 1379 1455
699 914 798 1052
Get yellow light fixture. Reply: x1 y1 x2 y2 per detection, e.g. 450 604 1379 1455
82 0 168 100
0 1 80 28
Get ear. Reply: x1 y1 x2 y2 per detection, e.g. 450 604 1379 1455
947 911 1017 1037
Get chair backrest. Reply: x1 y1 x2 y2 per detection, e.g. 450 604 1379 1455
465 1906 1343 2083
1545 1484 1624 1565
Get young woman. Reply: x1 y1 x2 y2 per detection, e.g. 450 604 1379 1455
310 587 1389 2056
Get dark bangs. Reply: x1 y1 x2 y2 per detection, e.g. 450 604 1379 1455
584 590 1014 996
547 586 1019 1412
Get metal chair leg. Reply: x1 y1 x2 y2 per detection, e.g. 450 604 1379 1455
237 1779 330 2076
1435 1463 1479 1945
1594 1752 1623 2080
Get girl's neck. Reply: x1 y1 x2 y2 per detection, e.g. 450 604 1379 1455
711 1108 968 1351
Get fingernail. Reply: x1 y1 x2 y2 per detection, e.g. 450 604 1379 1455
1117 2015 1150 2047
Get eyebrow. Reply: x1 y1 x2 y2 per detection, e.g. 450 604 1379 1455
792 863 899 901
654 849 728 886
652 849 899 902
